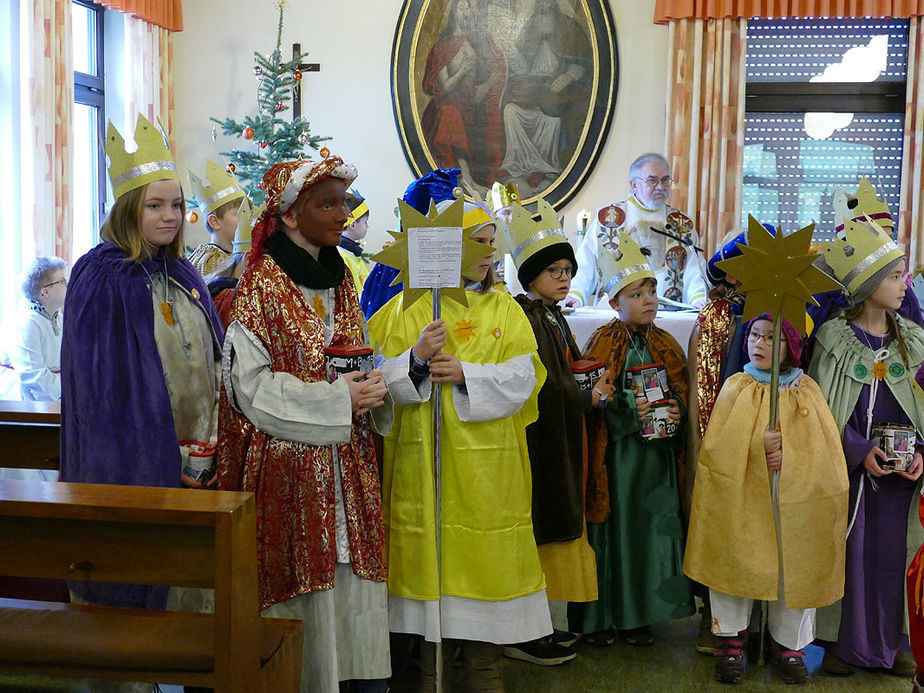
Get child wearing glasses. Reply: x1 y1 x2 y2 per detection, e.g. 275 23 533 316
568 233 694 647
0 257 68 483
809 219 924 680
685 314 848 684
5 257 67 402
686 226 773 654
501 199 614 666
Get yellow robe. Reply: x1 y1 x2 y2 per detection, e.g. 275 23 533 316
338 247 370 294
188 242 230 277
684 372 849 610
369 289 547 601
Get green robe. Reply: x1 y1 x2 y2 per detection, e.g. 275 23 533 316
569 333 694 632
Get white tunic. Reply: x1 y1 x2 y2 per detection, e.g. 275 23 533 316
8 304 62 401
223 281 392 690
571 196 708 307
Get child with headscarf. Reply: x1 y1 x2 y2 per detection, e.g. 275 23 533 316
685 314 848 684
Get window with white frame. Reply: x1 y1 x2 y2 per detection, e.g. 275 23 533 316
743 17 908 241
0 0 125 331
72 0 106 261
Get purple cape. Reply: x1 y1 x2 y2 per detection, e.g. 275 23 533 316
60 242 223 607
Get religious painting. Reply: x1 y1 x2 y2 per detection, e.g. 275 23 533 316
391 0 618 210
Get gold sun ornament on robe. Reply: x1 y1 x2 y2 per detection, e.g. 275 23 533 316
872 360 887 380
370 196 495 311
715 215 842 334
454 319 478 342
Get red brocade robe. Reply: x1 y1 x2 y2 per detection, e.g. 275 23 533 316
907 492 924 670
217 255 386 609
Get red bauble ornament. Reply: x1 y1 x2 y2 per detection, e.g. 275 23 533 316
243 126 254 140
293 70 302 81
320 147 330 158
259 141 268 149
275 103 284 112
226 163 236 173
258 182 266 190
186 211 199 224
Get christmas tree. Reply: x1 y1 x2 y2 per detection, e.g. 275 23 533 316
210 1 328 206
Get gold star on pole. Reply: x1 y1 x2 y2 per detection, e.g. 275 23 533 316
370 197 493 311
716 215 841 334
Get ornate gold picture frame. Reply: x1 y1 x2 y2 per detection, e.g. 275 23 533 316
392 0 618 210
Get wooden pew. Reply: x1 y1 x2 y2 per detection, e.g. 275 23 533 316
0 479 303 692
0 400 60 471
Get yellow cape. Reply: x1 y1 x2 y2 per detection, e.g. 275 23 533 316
684 372 849 609
369 289 547 601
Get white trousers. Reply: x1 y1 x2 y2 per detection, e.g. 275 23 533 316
710 588 815 650
709 471 815 651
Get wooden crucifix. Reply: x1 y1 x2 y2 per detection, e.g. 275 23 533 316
291 43 320 120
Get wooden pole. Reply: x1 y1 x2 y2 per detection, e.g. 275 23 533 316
760 314 783 665
768 316 782 431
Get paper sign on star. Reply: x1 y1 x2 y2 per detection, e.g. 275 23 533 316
716 215 841 334
370 196 494 311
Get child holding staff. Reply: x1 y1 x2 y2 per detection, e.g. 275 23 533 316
684 314 848 684
370 180 550 691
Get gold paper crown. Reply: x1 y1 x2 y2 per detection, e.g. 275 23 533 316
436 197 496 237
821 218 903 295
234 197 263 253
833 177 893 236
106 114 179 199
463 203 493 233
504 197 567 268
344 190 369 228
189 160 245 217
489 182 520 213
599 232 654 299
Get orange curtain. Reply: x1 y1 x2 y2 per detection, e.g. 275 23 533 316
666 18 746 255
655 0 924 22
92 0 182 31
21 0 73 263
899 17 924 269
120 14 176 149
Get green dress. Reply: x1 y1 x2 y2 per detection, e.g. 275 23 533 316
569 334 694 632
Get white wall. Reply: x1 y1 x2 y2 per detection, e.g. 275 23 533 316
173 0 669 250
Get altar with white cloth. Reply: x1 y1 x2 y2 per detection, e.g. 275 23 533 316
565 307 700 356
